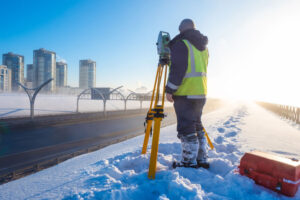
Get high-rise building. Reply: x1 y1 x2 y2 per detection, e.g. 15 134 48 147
26 64 34 82
79 59 96 89
2 52 24 91
26 64 34 88
33 48 56 92
56 61 67 87
0 65 12 92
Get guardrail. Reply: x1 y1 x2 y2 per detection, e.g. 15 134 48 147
0 107 153 131
257 102 300 124
0 107 177 135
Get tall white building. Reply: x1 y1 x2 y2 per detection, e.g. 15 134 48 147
33 48 56 92
0 65 11 92
2 52 24 91
79 59 96 89
56 61 67 87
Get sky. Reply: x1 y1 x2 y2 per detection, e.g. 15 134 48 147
0 0 299 106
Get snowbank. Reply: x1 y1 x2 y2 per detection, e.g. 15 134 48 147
0 102 299 200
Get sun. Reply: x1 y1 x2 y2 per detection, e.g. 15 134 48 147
208 1 300 106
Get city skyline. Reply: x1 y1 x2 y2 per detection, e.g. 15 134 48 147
0 47 100 89
1 48 98 91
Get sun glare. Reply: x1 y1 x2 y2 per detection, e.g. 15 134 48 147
209 1 300 106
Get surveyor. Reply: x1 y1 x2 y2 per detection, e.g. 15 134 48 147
165 19 209 168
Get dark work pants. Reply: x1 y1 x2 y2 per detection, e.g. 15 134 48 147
173 97 206 138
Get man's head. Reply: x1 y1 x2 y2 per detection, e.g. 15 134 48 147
179 19 195 33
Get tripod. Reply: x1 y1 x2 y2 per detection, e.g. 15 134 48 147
141 61 168 179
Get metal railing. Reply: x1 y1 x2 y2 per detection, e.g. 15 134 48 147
77 87 154 116
257 102 300 124
17 79 53 120
6 85 156 120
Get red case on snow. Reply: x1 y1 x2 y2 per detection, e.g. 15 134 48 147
239 151 300 197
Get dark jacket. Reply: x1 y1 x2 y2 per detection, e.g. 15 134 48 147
165 29 208 95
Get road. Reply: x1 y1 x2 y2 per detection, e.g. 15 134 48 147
0 109 177 177
0 98 224 183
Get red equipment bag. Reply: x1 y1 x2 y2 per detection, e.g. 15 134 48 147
239 151 300 197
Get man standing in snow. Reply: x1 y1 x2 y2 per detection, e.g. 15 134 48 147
165 19 209 168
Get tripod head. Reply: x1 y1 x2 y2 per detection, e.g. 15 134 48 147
156 31 170 65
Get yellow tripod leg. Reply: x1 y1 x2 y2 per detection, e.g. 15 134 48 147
145 64 168 179
141 66 160 154
203 128 214 150
141 117 153 154
147 65 168 179
148 116 162 179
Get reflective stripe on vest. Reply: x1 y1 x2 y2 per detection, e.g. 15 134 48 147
184 40 207 79
187 95 206 99
166 81 179 90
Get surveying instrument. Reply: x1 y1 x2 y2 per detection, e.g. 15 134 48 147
141 31 170 179
142 31 215 180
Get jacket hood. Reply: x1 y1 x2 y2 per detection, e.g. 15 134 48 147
169 29 208 51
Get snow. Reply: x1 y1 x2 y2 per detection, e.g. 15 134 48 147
0 93 173 118
0 102 300 200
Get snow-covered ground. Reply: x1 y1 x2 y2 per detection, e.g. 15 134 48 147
0 93 172 118
1 102 300 200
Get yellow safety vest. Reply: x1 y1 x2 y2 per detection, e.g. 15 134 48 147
173 39 208 98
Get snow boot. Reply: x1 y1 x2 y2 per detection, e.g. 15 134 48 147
173 133 199 168
197 161 210 169
197 130 210 169
172 160 209 169
172 160 198 169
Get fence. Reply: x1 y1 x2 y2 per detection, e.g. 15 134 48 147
77 87 154 115
257 102 300 124
9 84 154 120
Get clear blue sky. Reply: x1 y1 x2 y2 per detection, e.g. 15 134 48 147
1 0 299 105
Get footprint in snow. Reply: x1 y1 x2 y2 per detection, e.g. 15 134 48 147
217 127 225 133
225 143 237 153
215 136 224 144
226 124 236 128
223 120 231 125
225 131 237 137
